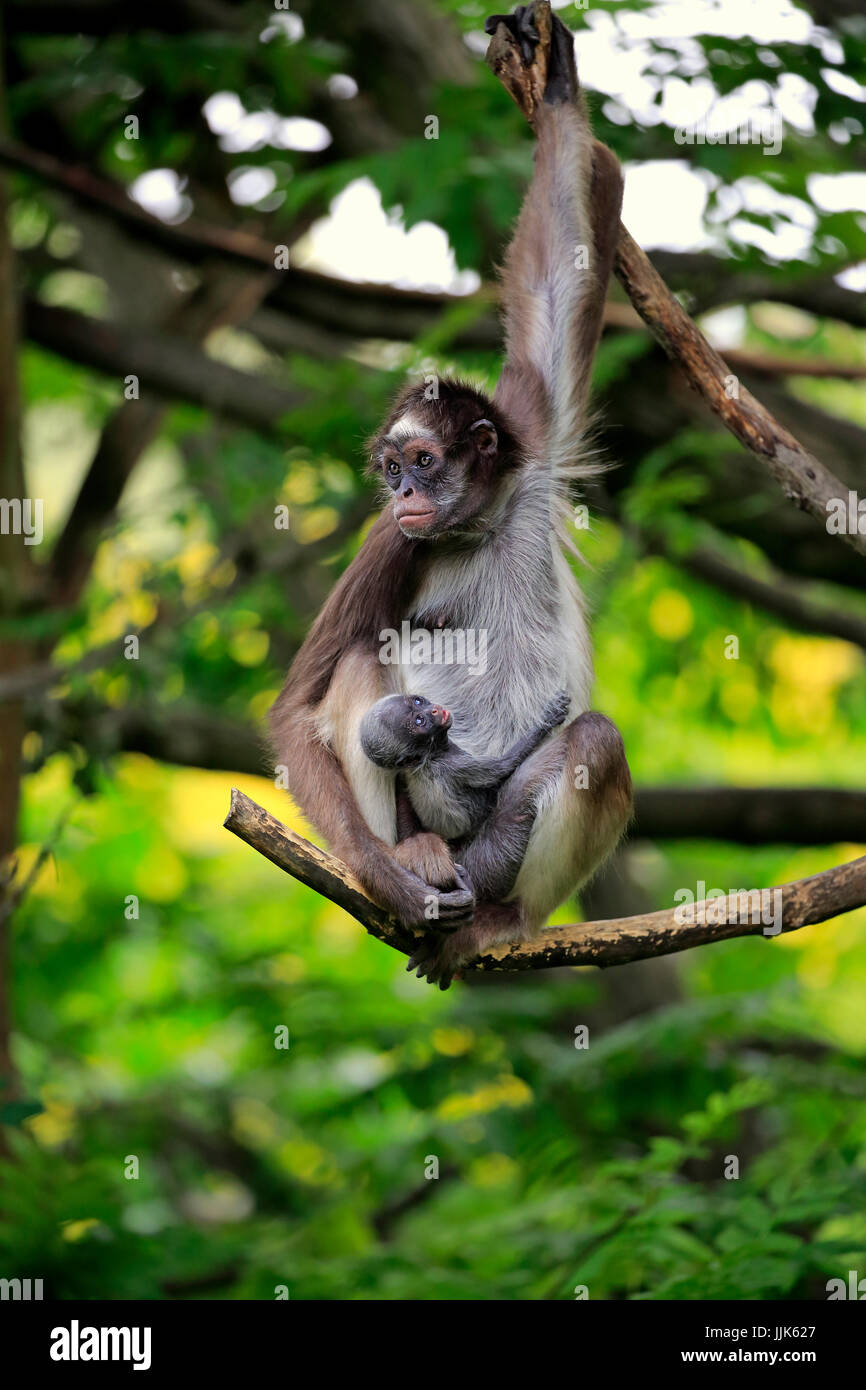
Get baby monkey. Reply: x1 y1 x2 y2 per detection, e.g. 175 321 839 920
360 690 571 905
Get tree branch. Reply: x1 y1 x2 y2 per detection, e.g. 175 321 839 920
634 786 866 846
649 249 866 331
26 300 302 435
613 230 866 557
637 526 866 652
485 5 866 559
0 137 277 271
224 790 866 972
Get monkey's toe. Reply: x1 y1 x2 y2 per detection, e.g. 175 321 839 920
406 935 457 989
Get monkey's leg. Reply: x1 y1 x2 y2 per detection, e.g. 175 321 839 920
454 748 563 903
406 713 632 987
392 779 461 893
511 711 633 927
284 648 474 928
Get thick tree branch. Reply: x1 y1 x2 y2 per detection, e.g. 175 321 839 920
634 787 866 847
637 527 866 652
649 250 866 331
31 693 863 846
26 300 302 436
224 790 866 972
8 137 865 361
485 6 866 559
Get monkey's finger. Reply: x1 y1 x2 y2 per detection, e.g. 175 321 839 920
484 6 539 64
437 909 475 932
451 864 474 896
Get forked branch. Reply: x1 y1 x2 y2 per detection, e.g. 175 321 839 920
224 790 866 973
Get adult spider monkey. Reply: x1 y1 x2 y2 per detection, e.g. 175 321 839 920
270 3 633 986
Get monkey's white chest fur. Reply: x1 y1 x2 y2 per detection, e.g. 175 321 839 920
393 468 592 835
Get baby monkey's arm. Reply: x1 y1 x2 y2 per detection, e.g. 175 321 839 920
449 690 571 790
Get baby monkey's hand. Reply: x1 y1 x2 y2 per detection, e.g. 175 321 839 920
539 689 571 732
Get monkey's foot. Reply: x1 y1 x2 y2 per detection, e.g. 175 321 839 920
406 904 527 989
485 3 578 107
393 832 460 890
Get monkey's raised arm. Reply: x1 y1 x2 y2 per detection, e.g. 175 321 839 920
490 7 623 463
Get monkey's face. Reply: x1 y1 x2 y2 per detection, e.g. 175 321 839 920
390 695 452 761
369 387 506 538
403 693 452 740
360 694 452 769
383 435 448 536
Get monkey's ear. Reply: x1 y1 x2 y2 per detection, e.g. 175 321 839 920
469 418 498 457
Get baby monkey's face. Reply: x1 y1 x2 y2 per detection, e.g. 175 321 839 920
360 693 453 770
385 694 452 765
403 694 452 740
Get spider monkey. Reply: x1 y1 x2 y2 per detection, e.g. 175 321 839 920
360 690 570 910
270 3 633 986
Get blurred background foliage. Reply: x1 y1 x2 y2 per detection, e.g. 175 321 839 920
0 0 865 1300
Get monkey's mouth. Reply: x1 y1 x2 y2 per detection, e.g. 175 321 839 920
395 501 437 533
431 706 452 729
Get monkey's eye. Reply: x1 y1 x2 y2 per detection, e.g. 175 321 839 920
386 460 400 476
412 697 422 706
414 715 425 727
417 452 434 468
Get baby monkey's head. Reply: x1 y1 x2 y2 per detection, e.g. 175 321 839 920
360 694 452 769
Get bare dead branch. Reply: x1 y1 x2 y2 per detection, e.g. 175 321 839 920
224 790 866 972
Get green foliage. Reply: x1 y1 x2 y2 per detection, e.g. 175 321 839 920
4 754 866 1299
4 0 866 1303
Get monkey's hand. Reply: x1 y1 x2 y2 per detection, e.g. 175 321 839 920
393 832 460 891
368 849 474 932
539 689 571 733
485 3 578 107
